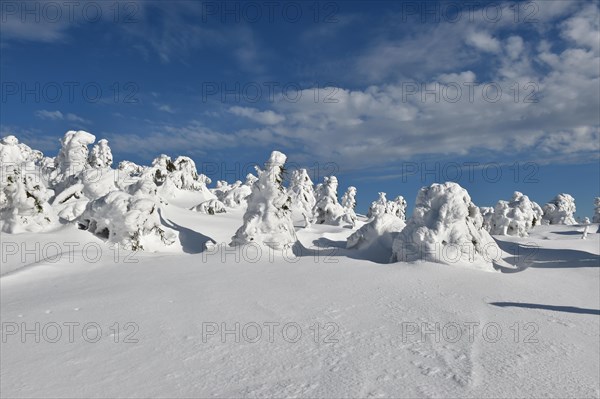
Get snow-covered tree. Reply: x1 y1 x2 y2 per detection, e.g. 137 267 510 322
80 191 178 251
347 213 405 252
490 192 543 237
220 174 256 208
542 193 577 225
367 192 388 218
288 168 316 220
88 139 113 168
0 136 56 233
480 207 494 232
231 151 296 249
367 192 407 220
391 182 499 271
313 176 345 225
340 186 358 227
593 197 600 223
52 130 96 185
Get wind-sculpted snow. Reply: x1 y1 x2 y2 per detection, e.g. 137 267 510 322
191 199 227 215
542 193 577 225
347 212 405 251
490 192 543 237
231 151 297 249
391 182 499 271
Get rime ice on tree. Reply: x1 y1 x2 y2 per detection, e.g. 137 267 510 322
542 193 577 225
490 192 543 237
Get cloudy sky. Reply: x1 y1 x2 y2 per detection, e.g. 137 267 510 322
1 0 599 214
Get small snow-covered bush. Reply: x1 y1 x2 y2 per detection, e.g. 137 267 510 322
288 168 316 219
231 151 296 249
80 191 178 251
593 197 600 223
542 193 577 225
391 182 499 270
191 199 227 215
490 192 543 237
220 174 256 208
367 192 388 218
313 176 345 225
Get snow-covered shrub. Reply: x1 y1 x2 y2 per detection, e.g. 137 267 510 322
88 139 113 168
288 168 316 219
542 193 577 225
0 136 56 233
191 199 227 215
80 191 178 251
391 182 499 270
593 197 600 223
341 186 358 227
347 213 405 250
231 151 296 249
313 176 345 225
490 192 543 237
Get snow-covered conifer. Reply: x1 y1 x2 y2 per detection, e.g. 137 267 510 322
542 193 577 225
288 169 316 220
313 176 345 225
88 139 113 168
391 182 499 270
490 192 543 237
341 186 358 227
231 151 296 249
593 197 600 223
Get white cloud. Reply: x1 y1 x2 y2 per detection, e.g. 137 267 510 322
35 110 90 124
157 104 175 113
228 106 285 125
467 31 501 53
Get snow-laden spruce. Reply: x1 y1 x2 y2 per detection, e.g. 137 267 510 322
80 191 178 251
593 197 600 223
490 192 543 237
0 136 56 233
288 168 316 221
367 192 407 220
313 176 345 225
391 182 499 270
542 193 577 225
88 139 113 168
340 186 358 227
231 151 296 249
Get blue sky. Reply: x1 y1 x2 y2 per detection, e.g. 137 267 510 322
1 0 599 216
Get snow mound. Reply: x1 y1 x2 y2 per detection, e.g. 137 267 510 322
347 213 405 251
391 182 499 271
490 192 543 237
80 191 178 251
231 151 296 249
542 193 577 225
191 199 227 215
